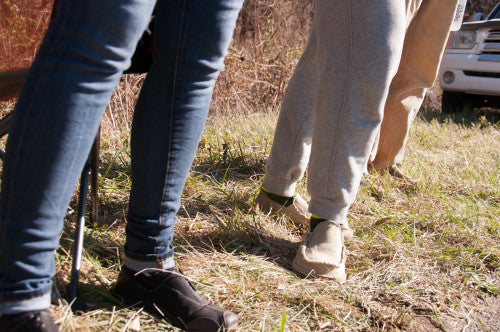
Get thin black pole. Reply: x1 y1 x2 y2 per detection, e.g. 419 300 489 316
69 157 90 303
69 133 99 306
90 127 100 226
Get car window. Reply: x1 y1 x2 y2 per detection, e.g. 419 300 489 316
488 4 500 19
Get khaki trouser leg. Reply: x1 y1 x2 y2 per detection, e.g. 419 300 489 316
370 0 459 170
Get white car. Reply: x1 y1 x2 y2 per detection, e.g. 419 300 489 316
439 3 500 112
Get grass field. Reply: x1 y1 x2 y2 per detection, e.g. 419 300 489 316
1 1 499 330
39 84 498 331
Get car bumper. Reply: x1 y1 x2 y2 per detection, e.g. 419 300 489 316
438 53 500 96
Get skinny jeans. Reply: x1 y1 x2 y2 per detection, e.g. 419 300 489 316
0 0 243 313
263 0 457 222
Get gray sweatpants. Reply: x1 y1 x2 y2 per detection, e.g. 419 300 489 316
262 0 456 222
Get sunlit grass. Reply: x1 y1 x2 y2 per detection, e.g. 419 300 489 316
45 103 500 331
1 1 499 330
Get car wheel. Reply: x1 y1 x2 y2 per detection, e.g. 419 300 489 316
441 90 472 113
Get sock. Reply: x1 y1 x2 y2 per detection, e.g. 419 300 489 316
123 255 175 274
261 187 294 207
310 214 326 232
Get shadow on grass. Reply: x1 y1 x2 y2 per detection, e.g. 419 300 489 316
192 153 266 183
93 146 267 220
175 221 300 272
55 222 299 315
98 157 131 184
419 105 500 125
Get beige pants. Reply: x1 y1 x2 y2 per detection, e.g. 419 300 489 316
369 0 459 170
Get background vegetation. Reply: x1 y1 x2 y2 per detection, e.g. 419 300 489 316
1 0 499 331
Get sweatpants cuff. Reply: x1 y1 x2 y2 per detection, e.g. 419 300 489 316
308 196 349 224
262 174 297 198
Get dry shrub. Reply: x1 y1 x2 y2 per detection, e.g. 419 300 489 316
0 0 53 71
211 0 313 115
4 0 496 137
102 0 314 142
100 74 145 153
465 0 498 19
212 0 499 116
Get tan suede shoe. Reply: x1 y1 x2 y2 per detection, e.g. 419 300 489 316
340 221 354 240
385 165 419 185
292 221 347 282
255 190 354 239
255 190 310 227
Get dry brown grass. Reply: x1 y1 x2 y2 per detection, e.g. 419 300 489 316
51 108 499 331
63 1 499 330
211 0 313 115
0 0 52 71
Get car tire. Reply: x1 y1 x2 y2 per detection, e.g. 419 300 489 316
441 90 472 113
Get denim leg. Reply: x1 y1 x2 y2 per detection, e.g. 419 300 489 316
0 0 156 311
125 0 243 262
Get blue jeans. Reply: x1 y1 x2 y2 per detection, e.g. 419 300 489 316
0 0 243 313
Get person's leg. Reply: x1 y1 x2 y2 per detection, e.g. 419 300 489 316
261 20 319 198
292 0 407 280
255 15 319 228
306 0 405 223
369 0 459 172
125 0 243 274
113 1 243 330
0 0 155 316
258 6 351 238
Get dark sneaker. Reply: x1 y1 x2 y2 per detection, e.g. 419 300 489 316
0 309 59 332
112 266 238 331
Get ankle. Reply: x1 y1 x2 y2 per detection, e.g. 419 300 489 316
261 187 294 207
123 255 175 272
310 214 326 232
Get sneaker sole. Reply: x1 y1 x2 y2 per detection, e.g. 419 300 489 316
291 250 346 282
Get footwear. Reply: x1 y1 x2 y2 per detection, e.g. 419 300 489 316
255 190 354 239
255 190 310 227
0 309 59 332
112 266 238 331
292 221 347 282
382 165 418 185
339 221 354 240
360 175 385 198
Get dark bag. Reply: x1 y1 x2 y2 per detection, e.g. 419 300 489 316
124 14 155 74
